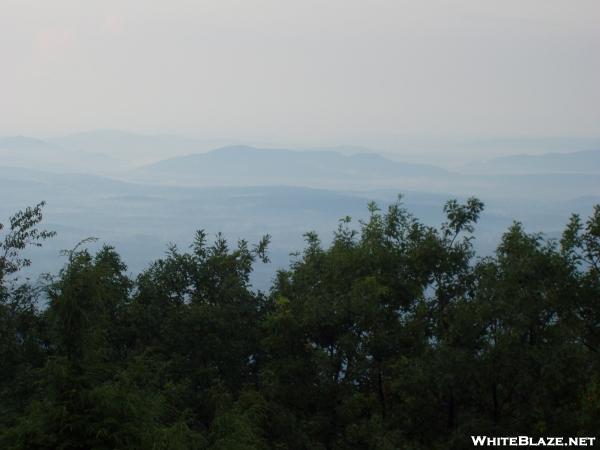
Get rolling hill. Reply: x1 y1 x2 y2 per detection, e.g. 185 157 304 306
133 145 450 187
461 149 600 174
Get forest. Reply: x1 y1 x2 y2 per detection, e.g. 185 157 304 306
1 197 599 449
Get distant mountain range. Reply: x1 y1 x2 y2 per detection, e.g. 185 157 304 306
462 149 600 174
132 145 449 187
0 135 119 174
0 136 62 152
49 130 234 164
0 131 239 173
1 130 600 186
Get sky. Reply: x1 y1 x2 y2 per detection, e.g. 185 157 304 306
1 0 599 145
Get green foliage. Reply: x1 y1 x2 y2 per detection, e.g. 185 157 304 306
0 201 55 285
1 199 599 449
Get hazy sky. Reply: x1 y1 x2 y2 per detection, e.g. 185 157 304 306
1 0 599 143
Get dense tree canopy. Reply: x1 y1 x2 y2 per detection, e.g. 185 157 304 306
1 197 598 449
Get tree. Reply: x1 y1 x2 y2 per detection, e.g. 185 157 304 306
0 203 55 434
2 198 600 449
0 201 55 288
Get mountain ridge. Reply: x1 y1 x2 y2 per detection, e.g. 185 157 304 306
134 145 450 187
461 149 600 174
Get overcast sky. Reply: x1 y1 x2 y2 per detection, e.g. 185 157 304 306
1 0 599 144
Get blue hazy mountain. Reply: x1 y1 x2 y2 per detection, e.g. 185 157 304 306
50 130 235 164
461 149 600 174
0 135 119 174
133 145 450 186
0 135 62 152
